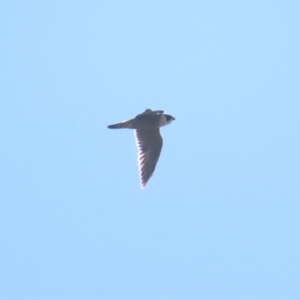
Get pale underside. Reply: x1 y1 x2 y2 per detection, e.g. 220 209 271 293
134 129 163 188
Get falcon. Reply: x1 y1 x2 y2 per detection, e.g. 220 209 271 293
107 109 175 188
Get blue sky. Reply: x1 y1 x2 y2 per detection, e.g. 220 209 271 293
1 1 300 299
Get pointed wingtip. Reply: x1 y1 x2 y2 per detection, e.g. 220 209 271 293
140 181 147 189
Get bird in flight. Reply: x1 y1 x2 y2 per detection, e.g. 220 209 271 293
107 109 175 188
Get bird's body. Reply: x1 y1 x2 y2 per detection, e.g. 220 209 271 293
107 109 175 188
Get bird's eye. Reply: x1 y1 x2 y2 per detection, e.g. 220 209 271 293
165 115 173 122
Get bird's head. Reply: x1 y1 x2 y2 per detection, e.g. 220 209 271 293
160 114 175 126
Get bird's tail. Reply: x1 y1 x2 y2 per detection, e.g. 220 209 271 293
107 120 134 129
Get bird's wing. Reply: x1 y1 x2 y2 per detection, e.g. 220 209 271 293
134 129 163 188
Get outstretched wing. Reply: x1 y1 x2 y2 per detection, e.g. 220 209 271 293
134 129 163 188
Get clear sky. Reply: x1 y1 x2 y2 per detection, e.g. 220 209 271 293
1 1 300 299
